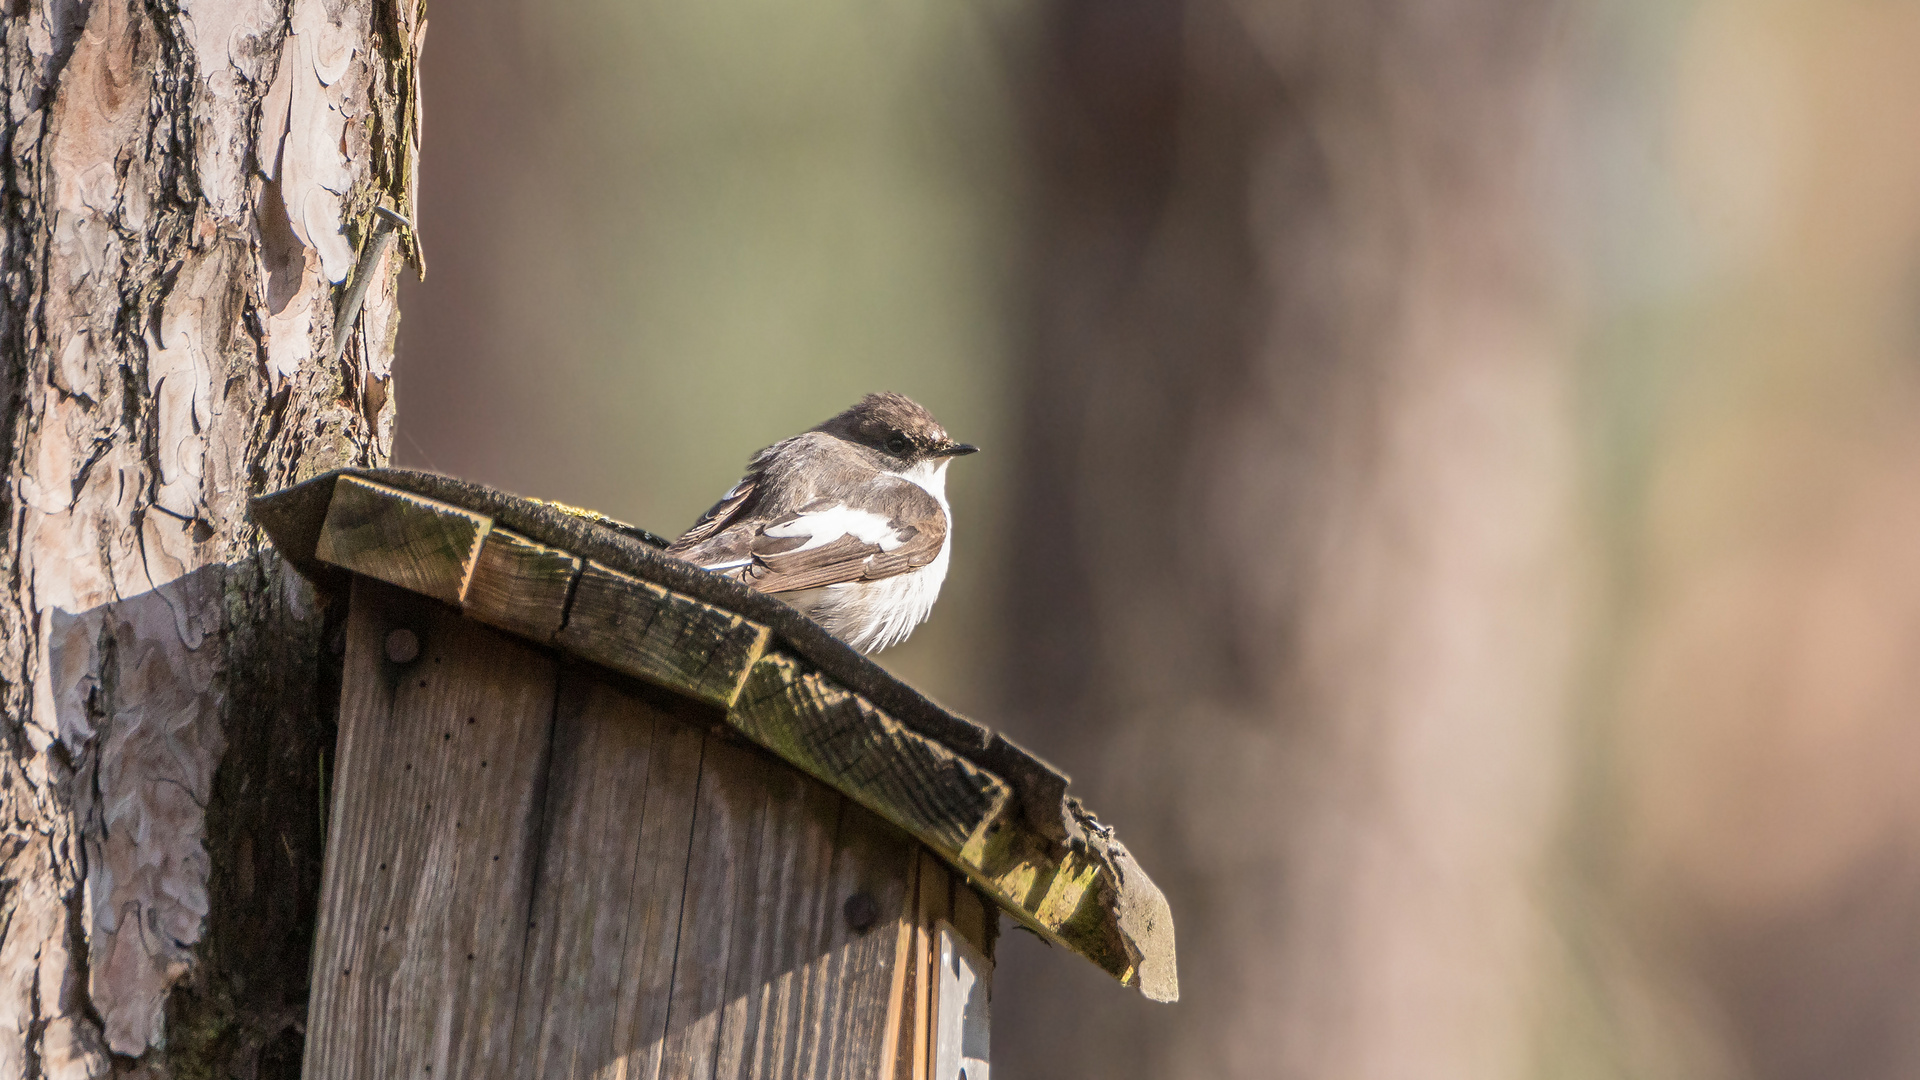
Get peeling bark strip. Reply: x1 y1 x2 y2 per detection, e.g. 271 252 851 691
0 0 417 1073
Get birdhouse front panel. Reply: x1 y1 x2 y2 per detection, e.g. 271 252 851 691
303 578 994 1079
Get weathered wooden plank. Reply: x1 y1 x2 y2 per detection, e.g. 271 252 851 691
303 578 556 1080
958 817 1180 1000
964 823 1049 915
557 560 770 708
463 527 580 642
798 802 919 1079
729 654 1010 857
712 755 843 1079
878 852 921 1080
643 736 935 1080
961 813 1111 960
1031 849 1102 928
906 852 952 1080
658 737 778 1076
509 670 704 1078
603 712 713 1080
314 476 492 605
949 886 990 964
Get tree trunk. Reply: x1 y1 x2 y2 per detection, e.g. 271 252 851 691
0 0 418 1073
993 2 1581 1078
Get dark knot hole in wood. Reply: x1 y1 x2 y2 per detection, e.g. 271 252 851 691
385 627 421 664
843 891 878 933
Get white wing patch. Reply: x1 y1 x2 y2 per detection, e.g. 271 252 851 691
697 557 754 571
763 504 910 553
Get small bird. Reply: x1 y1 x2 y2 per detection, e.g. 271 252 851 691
666 393 978 654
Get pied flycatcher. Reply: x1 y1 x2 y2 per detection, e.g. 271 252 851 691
665 393 978 654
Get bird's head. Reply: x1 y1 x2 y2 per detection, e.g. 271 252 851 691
816 392 978 468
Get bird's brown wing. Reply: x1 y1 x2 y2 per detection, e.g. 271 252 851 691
665 472 761 563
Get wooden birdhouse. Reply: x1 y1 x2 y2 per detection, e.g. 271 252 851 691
254 469 1176 1080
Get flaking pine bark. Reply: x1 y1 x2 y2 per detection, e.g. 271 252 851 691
0 0 422 1075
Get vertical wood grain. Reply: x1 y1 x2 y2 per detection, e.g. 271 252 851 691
648 736 921 1080
602 715 712 1080
712 754 844 1079
879 852 922 1080
306 581 930 1079
510 671 706 1079
304 578 558 1080
910 853 953 1080
889 853 954 1080
795 804 920 1079
660 737 778 1076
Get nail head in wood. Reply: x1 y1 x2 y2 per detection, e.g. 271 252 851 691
385 628 420 664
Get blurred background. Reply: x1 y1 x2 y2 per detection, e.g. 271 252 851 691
396 0 1920 1076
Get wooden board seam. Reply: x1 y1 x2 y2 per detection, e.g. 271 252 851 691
651 732 712 1058
498 669 567 1065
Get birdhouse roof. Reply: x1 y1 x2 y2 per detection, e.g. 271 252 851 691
254 469 1176 1002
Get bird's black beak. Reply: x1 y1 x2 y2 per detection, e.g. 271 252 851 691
942 442 980 457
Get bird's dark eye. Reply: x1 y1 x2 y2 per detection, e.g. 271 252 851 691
885 432 910 454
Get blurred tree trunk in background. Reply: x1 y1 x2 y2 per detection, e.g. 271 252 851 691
1575 6 1920 1079
992 1 1583 1077
0 0 416 1074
